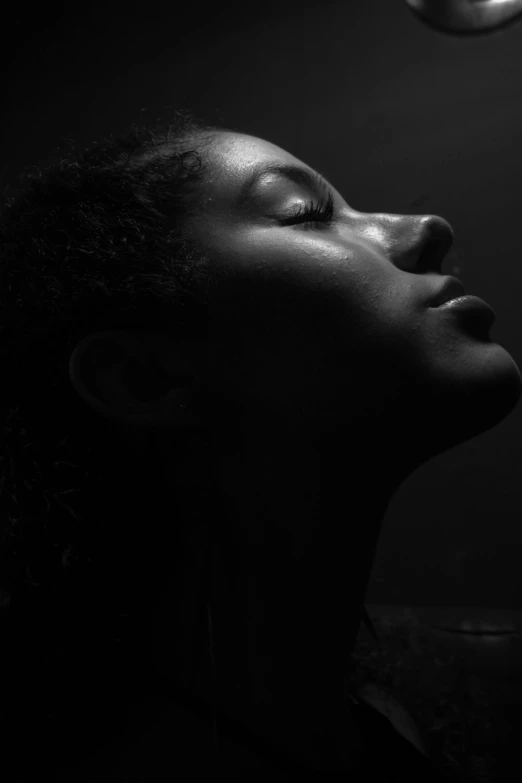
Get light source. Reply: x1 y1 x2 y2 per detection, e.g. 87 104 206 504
405 0 522 35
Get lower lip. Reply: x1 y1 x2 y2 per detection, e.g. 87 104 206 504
436 295 496 329
437 295 496 317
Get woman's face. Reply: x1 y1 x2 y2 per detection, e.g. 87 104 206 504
187 130 521 453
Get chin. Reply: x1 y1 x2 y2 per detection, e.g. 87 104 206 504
450 348 521 446
420 343 522 456
475 342 522 422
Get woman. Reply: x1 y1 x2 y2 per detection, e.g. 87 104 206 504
0 108 520 780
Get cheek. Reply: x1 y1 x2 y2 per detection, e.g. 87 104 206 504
229 293 384 416
208 243 404 410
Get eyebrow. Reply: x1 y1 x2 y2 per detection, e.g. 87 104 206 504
236 162 331 206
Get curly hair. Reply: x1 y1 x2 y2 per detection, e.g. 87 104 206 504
0 107 225 775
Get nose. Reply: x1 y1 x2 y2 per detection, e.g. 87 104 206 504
388 214 455 275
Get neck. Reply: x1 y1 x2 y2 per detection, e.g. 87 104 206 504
169 420 409 771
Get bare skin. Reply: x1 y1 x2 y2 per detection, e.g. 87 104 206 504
69 130 522 772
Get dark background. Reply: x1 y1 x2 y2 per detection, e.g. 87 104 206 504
3 0 522 612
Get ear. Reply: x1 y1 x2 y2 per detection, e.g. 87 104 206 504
68 330 203 430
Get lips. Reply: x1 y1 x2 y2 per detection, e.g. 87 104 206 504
430 276 466 307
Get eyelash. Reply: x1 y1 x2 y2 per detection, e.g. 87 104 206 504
281 192 335 229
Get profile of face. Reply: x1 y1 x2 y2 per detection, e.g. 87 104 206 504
67 130 522 768
71 129 522 485
187 131 522 462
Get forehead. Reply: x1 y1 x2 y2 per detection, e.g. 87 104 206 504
204 130 306 183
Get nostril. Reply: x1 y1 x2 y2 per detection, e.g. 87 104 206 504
417 238 440 271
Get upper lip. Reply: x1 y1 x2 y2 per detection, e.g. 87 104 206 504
430 276 466 307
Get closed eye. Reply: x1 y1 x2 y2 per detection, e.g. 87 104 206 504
279 191 335 229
